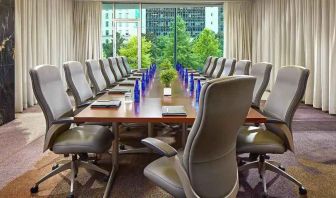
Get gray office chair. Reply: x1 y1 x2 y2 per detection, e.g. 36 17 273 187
237 66 309 197
29 65 113 198
99 58 117 87
234 60 251 75
202 56 213 74
108 57 124 82
210 57 226 78
86 59 107 95
63 61 94 109
116 56 129 77
204 57 218 77
121 56 135 74
250 62 272 108
142 76 256 198
220 58 236 77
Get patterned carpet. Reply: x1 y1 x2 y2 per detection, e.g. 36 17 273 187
0 104 335 197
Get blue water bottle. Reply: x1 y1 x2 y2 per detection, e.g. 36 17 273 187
189 73 194 92
196 79 201 103
134 79 140 103
184 69 188 85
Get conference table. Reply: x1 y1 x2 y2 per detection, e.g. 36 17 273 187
74 73 266 197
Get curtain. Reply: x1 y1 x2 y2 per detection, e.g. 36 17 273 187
73 1 102 66
15 0 74 112
251 0 336 114
223 1 252 60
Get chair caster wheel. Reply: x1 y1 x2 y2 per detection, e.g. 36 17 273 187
74 174 77 178
238 160 246 166
119 144 125 150
103 175 109 182
299 186 307 195
262 192 268 198
30 185 39 193
52 164 59 170
278 165 285 171
66 193 74 198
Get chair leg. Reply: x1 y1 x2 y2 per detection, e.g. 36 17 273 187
78 161 109 176
35 161 71 186
68 160 76 198
238 161 259 172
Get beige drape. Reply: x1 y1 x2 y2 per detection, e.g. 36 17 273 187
15 0 74 112
252 0 336 114
223 1 252 60
73 1 102 66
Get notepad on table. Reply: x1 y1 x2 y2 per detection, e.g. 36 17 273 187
91 100 121 108
119 80 135 86
162 106 187 116
108 87 131 94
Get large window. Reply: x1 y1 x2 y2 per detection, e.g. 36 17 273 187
102 3 224 70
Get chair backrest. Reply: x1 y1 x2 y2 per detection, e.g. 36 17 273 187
211 57 226 78
30 65 73 131
99 58 116 86
204 57 218 76
202 56 212 73
250 62 272 108
121 56 132 74
263 66 310 128
220 58 236 77
234 60 251 75
108 57 123 81
116 56 128 77
183 76 256 197
63 61 94 108
86 59 107 94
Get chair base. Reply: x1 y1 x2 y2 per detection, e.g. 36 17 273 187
31 154 109 197
239 155 307 197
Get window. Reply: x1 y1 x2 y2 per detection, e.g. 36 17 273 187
106 21 109 27
106 30 109 36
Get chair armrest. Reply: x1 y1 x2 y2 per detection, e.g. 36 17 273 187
266 117 286 124
141 138 178 157
51 117 75 124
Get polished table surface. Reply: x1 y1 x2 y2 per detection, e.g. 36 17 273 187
74 76 266 124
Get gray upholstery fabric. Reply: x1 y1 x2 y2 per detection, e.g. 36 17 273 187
144 156 185 198
86 59 107 94
108 57 124 81
116 56 129 77
204 57 218 77
234 60 251 75
99 59 117 86
52 125 113 154
220 58 236 77
181 76 256 197
250 62 272 108
63 61 94 108
263 66 310 129
211 57 226 78
202 56 212 74
237 126 286 154
121 56 132 74
30 65 74 131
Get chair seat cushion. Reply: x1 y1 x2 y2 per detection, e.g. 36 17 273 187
237 126 286 154
144 156 185 198
52 125 113 154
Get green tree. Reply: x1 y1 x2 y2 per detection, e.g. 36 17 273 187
119 36 152 69
192 28 221 66
102 32 125 58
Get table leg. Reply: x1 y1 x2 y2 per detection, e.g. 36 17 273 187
182 123 187 147
148 122 154 137
103 122 120 198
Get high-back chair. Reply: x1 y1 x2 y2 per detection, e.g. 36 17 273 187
121 56 133 74
29 65 113 198
250 62 272 108
237 66 309 197
99 58 117 87
141 76 256 198
86 59 107 95
234 60 251 75
202 56 212 74
108 57 124 82
220 58 236 77
211 57 226 78
63 61 94 109
116 56 129 77
204 57 218 77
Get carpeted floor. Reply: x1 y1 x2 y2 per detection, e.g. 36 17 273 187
0 103 336 197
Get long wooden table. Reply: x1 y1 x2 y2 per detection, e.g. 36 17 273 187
74 74 266 197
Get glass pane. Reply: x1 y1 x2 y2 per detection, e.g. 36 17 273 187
116 22 139 68
115 4 140 19
102 3 113 58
